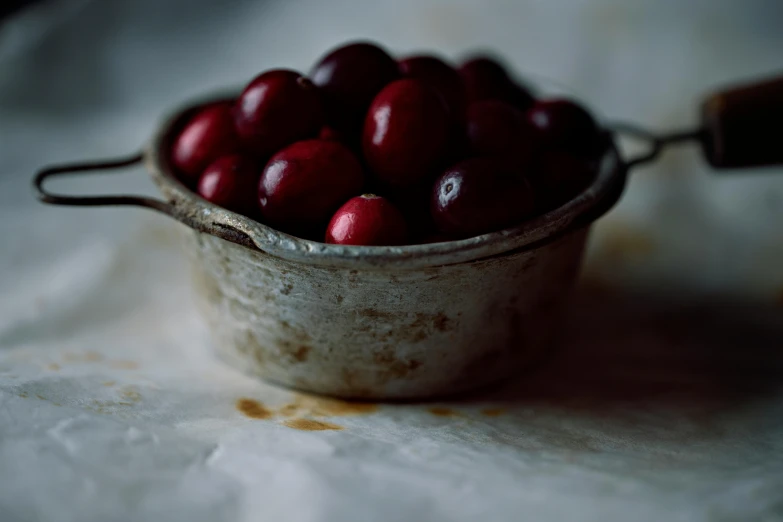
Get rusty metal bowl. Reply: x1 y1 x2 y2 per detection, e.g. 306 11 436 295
34 96 626 399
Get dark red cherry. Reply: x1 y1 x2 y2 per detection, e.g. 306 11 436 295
234 69 323 158
431 157 536 238
530 153 597 211
318 124 361 155
171 102 240 181
311 42 399 134
197 155 260 217
258 139 364 235
466 100 536 164
325 194 408 246
507 83 536 112
384 180 439 241
319 126 344 142
363 79 450 187
458 56 534 111
398 55 465 117
526 99 601 158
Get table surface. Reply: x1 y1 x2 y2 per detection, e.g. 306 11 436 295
2 1 783 521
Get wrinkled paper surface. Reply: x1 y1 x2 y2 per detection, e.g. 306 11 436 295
2 1 783 520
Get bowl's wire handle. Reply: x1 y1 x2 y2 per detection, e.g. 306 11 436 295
612 73 783 172
33 152 257 249
609 124 703 170
33 152 173 212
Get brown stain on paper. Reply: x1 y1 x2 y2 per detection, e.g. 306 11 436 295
235 393 377 430
428 407 460 418
63 351 103 363
120 388 142 403
110 360 139 370
282 419 343 431
56 352 138 371
236 398 273 419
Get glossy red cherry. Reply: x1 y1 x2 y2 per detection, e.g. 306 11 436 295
234 69 323 158
311 42 399 134
363 79 450 187
466 100 536 164
171 102 240 181
258 139 364 234
431 157 536 238
526 98 601 158
197 155 260 216
530 153 597 211
325 195 408 246
398 55 465 118
318 125 361 155
458 56 535 110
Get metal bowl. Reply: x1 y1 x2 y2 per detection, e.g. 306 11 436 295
36 95 626 399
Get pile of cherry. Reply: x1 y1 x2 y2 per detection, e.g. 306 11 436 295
170 41 607 246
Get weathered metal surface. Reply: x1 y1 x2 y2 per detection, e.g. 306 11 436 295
187 226 588 399
142 96 624 399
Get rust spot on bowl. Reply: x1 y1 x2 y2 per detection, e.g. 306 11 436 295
280 283 294 295
276 338 312 363
373 348 422 378
46 363 60 371
358 309 396 321
411 330 428 342
236 398 273 419
357 310 454 345
290 344 311 362
338 368 375 397
282 419 343 431
236 331 267 366
433 313 450 332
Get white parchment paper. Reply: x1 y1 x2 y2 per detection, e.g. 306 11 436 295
2 1 783 520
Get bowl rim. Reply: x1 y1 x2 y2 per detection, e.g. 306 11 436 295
145 93 627 270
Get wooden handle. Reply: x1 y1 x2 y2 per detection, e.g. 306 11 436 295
701 75 783 169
